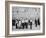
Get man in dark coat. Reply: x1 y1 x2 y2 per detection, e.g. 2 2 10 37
38 18 40 25
28 20 32 29
12 20 15 26
35 19 37 27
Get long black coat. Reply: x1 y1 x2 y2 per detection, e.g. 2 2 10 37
38 18 40 25
35 19 37 27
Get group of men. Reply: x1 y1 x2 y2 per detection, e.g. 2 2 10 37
12 18 40 29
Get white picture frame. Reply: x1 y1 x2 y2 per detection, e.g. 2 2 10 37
5 1 45 37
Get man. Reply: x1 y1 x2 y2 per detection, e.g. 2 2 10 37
24 20 28 29
12 19 15 26
38 18 40 25
21 20 25 29
28 20 32 29
35 17 40 27
21 20 28 29
12 19 16 30
15 19 18 29
35 19 37 27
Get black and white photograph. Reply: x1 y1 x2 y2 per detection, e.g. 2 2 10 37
12 7 40 31
9 3 44 35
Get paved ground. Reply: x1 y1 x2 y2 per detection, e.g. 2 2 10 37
12 25 40 31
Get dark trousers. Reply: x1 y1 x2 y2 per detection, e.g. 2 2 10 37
29 22 32 29
21 23 28 29
16 23 18 29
